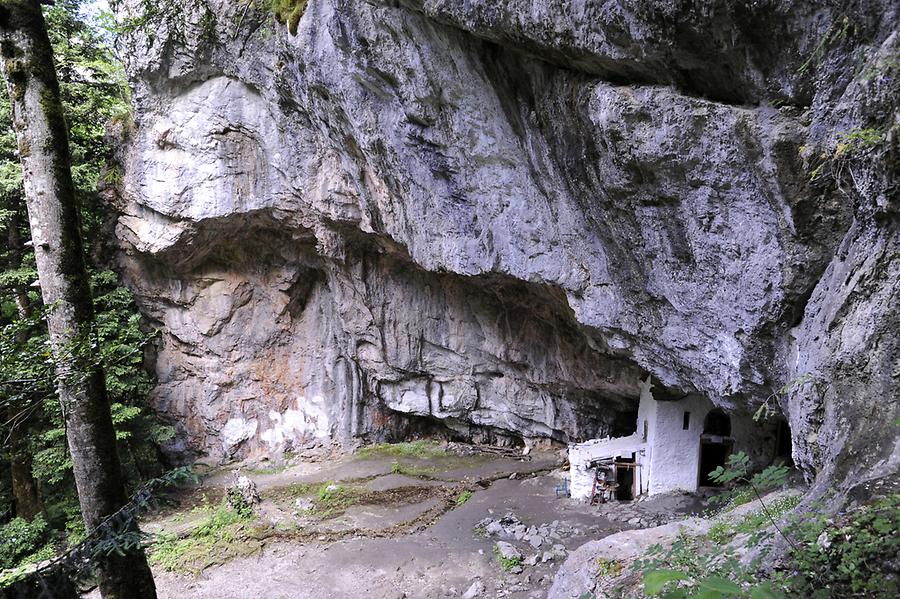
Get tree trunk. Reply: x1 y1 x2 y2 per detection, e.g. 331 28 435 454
0 2 156 597
5 196 45 521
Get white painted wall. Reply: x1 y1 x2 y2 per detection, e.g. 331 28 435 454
635 377 657 495
648 395 712 495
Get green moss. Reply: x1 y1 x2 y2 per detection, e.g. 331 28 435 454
3 57 27 102
39 86 68 142
355 440 446 460
271 0 308 35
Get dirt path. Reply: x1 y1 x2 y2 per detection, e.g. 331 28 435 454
134 445 696 599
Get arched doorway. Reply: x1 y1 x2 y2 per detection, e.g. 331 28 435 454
704 409 731 436
699 409 732 486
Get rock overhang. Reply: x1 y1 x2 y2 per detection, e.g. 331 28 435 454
107 0 899 492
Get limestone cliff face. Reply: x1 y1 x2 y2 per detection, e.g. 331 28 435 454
108 0 898 490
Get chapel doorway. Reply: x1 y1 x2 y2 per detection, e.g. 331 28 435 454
615 455 635 501
699 409 732 486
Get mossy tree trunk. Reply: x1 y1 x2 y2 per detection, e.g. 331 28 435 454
5 195 45 521
0 2 156 597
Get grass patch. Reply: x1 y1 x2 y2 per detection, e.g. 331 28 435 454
493 545 523 572
148 500 258 574
389 460 440 479
456 490 473 506
356 440 445 460
270 481 366 519
313 483 363 518
734 494 801 534
705 521 732 545
277 481 324 497
245 461 290 476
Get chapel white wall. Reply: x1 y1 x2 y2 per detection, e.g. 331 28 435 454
648 394 711 494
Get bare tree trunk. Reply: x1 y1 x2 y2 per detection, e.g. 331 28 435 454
8 423 42 520
5 197 45 520
0 2 156 597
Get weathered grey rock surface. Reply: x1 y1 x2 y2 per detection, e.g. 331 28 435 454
108 0 898 491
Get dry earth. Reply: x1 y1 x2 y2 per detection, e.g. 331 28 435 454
117 444 701 599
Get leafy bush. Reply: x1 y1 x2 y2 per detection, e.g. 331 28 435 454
782 494 899 598
2 272 168 537
621 452 798 598
0 517 55 570
623 446 898 599
629 533 759 596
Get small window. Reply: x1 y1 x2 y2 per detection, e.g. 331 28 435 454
683 411 691 430
642 420 649 441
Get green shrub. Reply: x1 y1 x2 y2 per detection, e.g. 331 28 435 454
783 494 900 598
0 517 55 570
629 533 754 590
623 476 898 598
835 127 884 155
